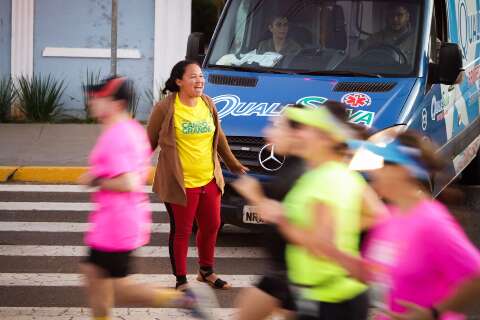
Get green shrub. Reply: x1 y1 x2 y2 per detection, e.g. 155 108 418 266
81 69 102 123
0 77 15 122
16 74 66 122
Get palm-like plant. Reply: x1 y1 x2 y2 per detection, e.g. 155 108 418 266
127 81 141 119
0 77 15 122
16 74 66 122
81 69 102 123
144 84 166 107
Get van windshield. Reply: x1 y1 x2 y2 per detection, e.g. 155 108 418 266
207 0 422 77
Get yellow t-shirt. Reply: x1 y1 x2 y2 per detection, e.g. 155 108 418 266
174 96 215 188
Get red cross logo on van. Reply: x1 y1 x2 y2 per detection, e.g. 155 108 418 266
341 93 372 108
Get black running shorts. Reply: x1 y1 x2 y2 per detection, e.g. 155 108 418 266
256 275 296 311
84 248 133 278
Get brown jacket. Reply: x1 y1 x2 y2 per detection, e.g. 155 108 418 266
146 93 241 206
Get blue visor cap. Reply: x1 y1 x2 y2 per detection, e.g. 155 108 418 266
348 140 430 181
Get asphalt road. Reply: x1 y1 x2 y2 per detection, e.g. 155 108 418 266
0 183 479 319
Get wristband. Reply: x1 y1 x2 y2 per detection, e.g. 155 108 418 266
430 306 440 320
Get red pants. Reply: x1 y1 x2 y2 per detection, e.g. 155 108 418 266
165 179 221 277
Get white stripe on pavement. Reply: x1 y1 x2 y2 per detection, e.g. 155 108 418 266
0 222 165 233
0 273 257 287
0 245 265 258
0 184 153 193
0 307 240 320
0 202 166 212
0 222 248 234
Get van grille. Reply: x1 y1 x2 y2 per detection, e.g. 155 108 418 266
208 74 258 87
333 82 396 92
223 136 272 175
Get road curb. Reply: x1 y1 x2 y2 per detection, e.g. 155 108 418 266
12 167 89 184
0 167 19 182
0 166 156 184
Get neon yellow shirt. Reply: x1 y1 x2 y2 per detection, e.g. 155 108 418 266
284 161 367 302
174 96 215 188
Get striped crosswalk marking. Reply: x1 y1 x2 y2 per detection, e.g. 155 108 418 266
0 273 257 287
0 185 153 193
0 184 267 319
0 245 265 258
0 202 166 212
0 307 239 320
0 222 248 234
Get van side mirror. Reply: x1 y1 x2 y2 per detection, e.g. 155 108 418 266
186 32 206 64
431 43 463 85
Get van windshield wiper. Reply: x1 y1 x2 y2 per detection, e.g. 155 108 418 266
207 64 297 75
298 69 382 78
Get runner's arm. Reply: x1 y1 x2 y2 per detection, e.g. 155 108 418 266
385 275 480 320
435 275 480 315
96 172 141 192
276 202 370 282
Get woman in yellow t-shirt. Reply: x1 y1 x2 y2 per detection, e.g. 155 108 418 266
147 60 248 291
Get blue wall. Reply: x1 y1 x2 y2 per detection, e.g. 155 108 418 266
0 0 11 78
34 0 155 120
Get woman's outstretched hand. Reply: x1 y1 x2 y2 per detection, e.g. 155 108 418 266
231 175 262 204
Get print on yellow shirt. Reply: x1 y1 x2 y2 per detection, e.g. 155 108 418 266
174 96 215 188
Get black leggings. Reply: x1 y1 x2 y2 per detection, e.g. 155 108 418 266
296 292 369 320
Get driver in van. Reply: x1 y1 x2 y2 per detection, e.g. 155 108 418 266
257 15 301 55
362 4 415 59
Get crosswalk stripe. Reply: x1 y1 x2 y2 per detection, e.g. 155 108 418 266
0 273 257 287
0 222 248 234
0 222 166 233
0 245 266 258
0 202 166 212
0 307 240 320
0 184 154 193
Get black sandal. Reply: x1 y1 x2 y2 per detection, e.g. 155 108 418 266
197 269 231 290
175 280 189 292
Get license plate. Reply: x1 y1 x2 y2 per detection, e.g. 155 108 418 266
242 206 265 224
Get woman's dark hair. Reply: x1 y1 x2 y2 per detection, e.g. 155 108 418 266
285 103 306 129
162 60 200 95
322 101 371 139
396 131 445 175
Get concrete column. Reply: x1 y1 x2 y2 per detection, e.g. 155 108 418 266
153 0 191 100
11 0 34 78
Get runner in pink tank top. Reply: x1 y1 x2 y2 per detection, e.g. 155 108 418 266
347 131 480 320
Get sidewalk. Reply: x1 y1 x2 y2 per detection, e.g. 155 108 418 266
0 124 157 183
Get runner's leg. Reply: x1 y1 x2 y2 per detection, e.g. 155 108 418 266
113 278 182 306
80 263 114 319
235 287 280 320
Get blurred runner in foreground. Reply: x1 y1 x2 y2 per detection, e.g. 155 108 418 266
346 132 480 320
233 101 377 320
234 106 384 320
233 105 306 320
78 76 217 320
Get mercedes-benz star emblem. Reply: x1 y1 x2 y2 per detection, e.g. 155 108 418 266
258 144 286 172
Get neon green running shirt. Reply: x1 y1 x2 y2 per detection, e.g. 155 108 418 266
284 161 367 302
